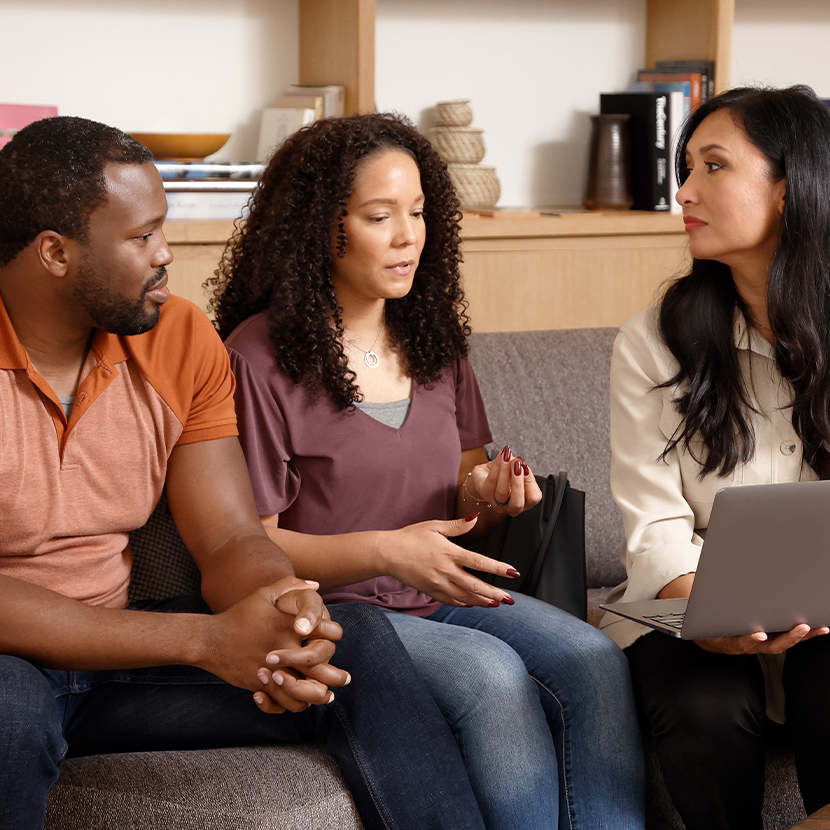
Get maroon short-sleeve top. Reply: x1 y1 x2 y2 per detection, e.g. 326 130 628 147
225 312 492 616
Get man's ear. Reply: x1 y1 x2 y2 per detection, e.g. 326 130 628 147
34 230 75 277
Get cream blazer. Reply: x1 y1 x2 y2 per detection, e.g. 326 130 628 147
600 306 815 651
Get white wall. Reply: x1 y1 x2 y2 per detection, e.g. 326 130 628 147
375 0 646 207
4 1 830 206
0 0 298 161
732 0 830 95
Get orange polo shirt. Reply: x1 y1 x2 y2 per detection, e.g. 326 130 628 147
0 294 238 608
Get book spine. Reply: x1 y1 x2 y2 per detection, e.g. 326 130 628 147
600 93 670 212
654 94 670 211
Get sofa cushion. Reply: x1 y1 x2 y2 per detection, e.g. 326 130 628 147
468 328 626 589
128 492 201 603
45 745 364 830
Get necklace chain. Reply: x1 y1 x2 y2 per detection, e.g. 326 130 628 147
344 322 385 369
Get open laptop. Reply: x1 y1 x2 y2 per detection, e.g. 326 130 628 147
601 480 830 639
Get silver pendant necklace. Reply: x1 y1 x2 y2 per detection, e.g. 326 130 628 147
345 322 385 369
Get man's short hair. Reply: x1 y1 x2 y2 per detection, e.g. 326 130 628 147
0 116 152 266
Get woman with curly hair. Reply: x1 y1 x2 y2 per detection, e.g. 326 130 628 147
209 112 645 830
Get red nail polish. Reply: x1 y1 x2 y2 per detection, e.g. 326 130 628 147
514 459 522 476
465 512 480 522
523 463 531 476
502 445 511 462
488 599 500 607
501 595 515 605
506 568 521 577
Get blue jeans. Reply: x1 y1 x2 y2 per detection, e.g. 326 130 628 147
382 594 645 830
0 598 485 830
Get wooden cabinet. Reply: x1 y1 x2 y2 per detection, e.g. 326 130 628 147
165 0 732 330
458 212 689 332
165 212 690 331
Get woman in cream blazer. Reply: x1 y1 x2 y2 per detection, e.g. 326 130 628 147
601 85 830 830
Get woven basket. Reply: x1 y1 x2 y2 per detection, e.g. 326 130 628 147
436 99 473 127
447 163 501 210
428 126 485 164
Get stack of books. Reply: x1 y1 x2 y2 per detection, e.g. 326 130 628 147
157 161 265 221
158 84 346 219
599 60 714 214
257 84 345 163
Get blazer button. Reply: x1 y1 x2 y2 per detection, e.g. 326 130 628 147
780 440 797 455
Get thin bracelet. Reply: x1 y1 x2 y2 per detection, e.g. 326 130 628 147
461 472 492 508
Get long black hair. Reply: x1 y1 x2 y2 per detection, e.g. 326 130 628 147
659 85 830 478
208 112 468 410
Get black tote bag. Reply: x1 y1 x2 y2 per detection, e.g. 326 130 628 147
467 473 587 621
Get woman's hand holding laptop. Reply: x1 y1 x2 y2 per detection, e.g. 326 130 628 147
655 569 830 655
695 623 830 655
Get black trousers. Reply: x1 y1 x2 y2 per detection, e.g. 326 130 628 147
626 632 830 830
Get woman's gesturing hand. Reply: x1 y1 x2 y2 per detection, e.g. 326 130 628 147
377 517 520 607
468 446 543 517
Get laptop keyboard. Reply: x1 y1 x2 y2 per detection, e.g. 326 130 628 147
643 612 686 630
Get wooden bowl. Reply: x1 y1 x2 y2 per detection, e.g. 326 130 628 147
129 133 231 161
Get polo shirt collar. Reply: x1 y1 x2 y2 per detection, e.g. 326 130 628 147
0 292 130 370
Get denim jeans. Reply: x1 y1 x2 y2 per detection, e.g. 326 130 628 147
382 593 645 830
0 598 485 830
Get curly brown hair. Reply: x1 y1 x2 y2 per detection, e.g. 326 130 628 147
207 112 470 409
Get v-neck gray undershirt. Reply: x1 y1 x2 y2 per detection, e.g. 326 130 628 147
355 398 411 429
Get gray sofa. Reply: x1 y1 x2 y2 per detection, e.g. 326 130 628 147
44 327 805 830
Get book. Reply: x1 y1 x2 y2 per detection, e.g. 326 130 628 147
284 84 345 118
153 161 264 180
637 71 702 112
655 60 715 101
0 103 58 148
164 188 255 220
600 92 671 212
162 180 258 192
629 80 691 123
256 107 316 163
273 94 325 121
628 83 689 215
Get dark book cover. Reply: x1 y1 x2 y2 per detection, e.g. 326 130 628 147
600 92 670 212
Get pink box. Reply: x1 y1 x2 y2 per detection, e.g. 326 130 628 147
0 103 59 148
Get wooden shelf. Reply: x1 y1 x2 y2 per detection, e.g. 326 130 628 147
164 210 690 331
163 220 236 245
299 0 376 115
460 210 685 240
162 1 727 329
163 211 685 247
298 0 736 119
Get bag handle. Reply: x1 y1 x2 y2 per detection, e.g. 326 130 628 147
527 472 569 595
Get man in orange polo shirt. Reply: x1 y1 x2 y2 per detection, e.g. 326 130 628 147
0 117 485 830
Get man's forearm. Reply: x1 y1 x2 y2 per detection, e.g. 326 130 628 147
0 573 210 670
194 531 298 612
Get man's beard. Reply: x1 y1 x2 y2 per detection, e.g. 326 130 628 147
74 263 166 336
